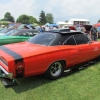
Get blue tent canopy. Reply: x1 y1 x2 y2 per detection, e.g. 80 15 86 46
45 23 58 27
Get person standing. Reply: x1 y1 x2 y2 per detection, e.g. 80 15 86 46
45 25 49 31
38 26 43 32
90 24 98 41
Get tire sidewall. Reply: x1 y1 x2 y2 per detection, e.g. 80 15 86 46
45 61 65 79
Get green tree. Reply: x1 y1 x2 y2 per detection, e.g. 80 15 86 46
98 20 100 22
46 13 54 24
16 14 38 24
4 12 14 22
65 20 68 22
2 22 9 26
39 11 46 25
16 14 30 24
0 19 5 21
29 16 39 24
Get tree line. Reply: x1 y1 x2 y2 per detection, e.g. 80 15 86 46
0 10 54 25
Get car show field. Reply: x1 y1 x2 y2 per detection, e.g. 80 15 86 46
0 0 100 99
0 62 100 100
0 29 100 100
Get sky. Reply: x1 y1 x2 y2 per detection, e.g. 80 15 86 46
0 0 100 24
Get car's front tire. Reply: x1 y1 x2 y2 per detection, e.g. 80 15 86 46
44 61 65 80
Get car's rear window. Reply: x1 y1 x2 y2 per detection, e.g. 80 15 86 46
28 33 55 46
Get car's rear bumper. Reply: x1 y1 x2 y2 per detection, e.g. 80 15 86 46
0 65 13 79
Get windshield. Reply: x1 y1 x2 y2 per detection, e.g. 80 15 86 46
4 30 16 36
0 28 8 33
28 33 55 46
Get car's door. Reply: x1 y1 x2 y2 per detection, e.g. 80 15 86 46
18 32 30 41
64 33 95 66
25 31 35 37
88 41 100 58
73 33 94 62
27 31 38 37
63 35 79 66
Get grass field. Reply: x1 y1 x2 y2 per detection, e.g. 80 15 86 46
0 62 100 100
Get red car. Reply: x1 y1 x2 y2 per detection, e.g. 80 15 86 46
0 28 100 86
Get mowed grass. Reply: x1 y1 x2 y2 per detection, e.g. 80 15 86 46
0 62 100 100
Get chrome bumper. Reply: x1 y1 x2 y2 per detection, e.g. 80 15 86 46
0 65 13 79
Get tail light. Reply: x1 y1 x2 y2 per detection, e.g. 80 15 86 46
16 62 24 74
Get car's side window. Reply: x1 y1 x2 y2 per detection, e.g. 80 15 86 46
26 32 34 36
64 35 76 45
19 32 29 36
74 34 88 45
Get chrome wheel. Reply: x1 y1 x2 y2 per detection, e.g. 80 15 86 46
50 62 62 77
44 61 64 79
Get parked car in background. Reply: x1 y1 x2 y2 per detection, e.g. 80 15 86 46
0 29 39 45
62 25 77 30
17 24 35 29
0 28 15 36
83 25 92 33
0 27 4 31
0 28 100 87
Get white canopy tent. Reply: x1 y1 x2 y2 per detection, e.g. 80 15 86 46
57 21 73 27
68 18 90 25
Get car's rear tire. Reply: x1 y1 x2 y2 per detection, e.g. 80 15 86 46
44 61 65 80
96 56 100 62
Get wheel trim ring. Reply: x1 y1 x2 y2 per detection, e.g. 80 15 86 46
50 62 62 77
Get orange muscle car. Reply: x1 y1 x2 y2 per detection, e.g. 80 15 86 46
0 28 100 83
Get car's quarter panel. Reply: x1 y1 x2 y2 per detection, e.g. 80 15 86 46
0 46 25 78
0 49 16 78
2 42 77 77
18 45 72 77
23 47 78 77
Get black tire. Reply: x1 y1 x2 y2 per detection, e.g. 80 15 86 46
96 56 100 62
44 61 65 80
